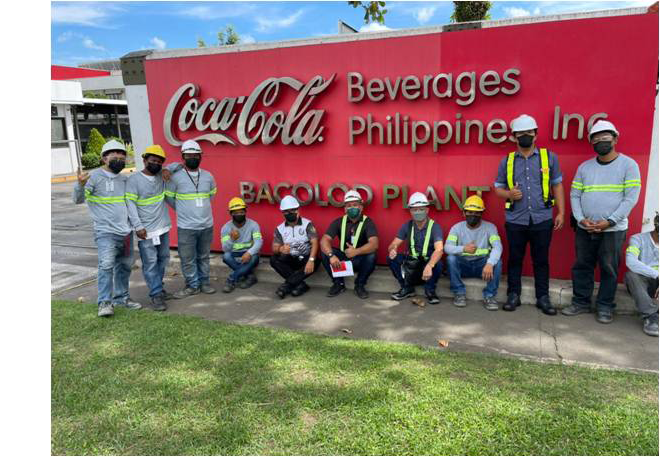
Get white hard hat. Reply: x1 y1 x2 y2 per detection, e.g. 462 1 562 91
101 139 127 155
589 120 619 138
344 190 363 203
279 195 300 211
511 114 538 132
408 192 429 208
181 139 202 154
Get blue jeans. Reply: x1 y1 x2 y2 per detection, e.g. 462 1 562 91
137 232 171 297
446 254 502 298
387 254 442 293
178 227 213 289
223 251 260 282
320 247 377 287
94 231 134 305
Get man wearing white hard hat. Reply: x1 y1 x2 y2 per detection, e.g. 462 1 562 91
164 139 218 299
387 192 444 304
320 190 379 299
73 139 141 317
563 120 642 324
494 114 565 315
270 195 320 298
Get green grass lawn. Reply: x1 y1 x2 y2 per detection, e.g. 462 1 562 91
52 300 658 455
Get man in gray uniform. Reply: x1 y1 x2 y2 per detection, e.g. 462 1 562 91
165 140 218 298
73 139 141 317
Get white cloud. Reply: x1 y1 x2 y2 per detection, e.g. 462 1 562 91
504 6 533 18
150 36 166 50
241 34 256 44
255 10 304 32
51 3 123 27
177 4 257 20
359 22 393 33
414 6 437 24
82 37 105 51
57 31 75 43
531 1 654 16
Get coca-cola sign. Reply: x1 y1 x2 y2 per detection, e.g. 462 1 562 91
163 74 335 147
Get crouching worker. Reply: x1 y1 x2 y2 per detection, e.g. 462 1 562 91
270 195 320 298
221 197 262 293
387 192 444 305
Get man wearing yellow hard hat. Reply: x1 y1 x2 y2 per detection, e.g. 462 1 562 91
126 145 175 310
445 195 503 310
220 197 263 293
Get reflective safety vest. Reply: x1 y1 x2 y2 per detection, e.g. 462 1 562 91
505 148 555 211
340 215 367 251
409 219 436 259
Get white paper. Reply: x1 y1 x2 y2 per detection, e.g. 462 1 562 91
350 235 358 246
195 198 203 207
331 260 354 278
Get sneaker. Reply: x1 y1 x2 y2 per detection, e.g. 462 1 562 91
503 293 520 312
114 298 142 310
391 287 416 301
596 309 613 324
97 301 114 317
354 285 369 299
291 282 310 297
200 284 216 294
276 283 291 299
327 282 346 297
561 303 591 316
453 295 467 308
239 273 258 289
151 294 167 312
425 290 440 305
643 314 659 337
222 279 236 294
161 289 175 300
173 287 201 299
483 296 499 311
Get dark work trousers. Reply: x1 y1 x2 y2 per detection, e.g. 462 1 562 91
571 227 627 312
269 254 320 288
624 271 659 318
321 247 377 287
505 218 553 299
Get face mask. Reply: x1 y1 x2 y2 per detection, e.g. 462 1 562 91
145 162 162 175
654 217 659 233
232 214 246 224
346 207 361 219
411 210 427 222
517 134 534 148
185 157 201 169
284 212 298 223
593 141 613 156
466 215 481 227
108 159 125 174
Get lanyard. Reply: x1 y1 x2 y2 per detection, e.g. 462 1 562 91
184 169 200 194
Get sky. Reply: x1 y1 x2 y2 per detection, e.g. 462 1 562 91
51 1 655 66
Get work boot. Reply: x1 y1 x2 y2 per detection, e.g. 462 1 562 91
200 283 216 294
425 290 440 305
503 293 520 311
239 273 258 289
327 282 346 297
391 286 416 301
483 296 499 311
453 295 467 308
596 309 613 324
561 303 591 316
291 282 310 297
354 284 369 299
275 283 291 299
173 287 201 299
161 289 175 300
222 279 236 294
97 301 114 318
536 295 557 316
643 314 659 337
114 298 142 310
151 294 167 312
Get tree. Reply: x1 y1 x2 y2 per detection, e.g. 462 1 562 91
197 37 206 48
348 1 387 24
450 1 492 23
218 25 240 45
81 128 106 169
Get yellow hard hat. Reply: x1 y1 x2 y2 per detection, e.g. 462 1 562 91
228 197 247 212
142 144 166 159
463 195 485 212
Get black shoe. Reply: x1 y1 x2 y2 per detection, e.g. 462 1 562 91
425 290 440 305
327 282 346 297
275 283 291 299
391 287 416 301
161 290 175 300
239 273 258 289
291 282 310 297
561 303 591 316
151 293 167 312
596 309 613 324
536 295 557 316
354 285 369 299
503 292 521 311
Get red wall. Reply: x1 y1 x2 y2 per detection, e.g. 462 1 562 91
145 13 658 280
51 65 111 80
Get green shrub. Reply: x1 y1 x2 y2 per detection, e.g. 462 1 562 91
81 152 101 169
85 128 105 156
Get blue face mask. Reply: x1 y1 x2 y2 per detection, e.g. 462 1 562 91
346 207 361 219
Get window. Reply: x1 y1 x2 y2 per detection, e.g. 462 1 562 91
51 116 68 149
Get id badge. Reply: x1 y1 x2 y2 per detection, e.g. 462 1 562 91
152 235 161 246
196 197 203 207
351 235 358 246
105 180 114 192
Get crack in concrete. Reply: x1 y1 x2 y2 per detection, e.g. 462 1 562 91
539 319 564 363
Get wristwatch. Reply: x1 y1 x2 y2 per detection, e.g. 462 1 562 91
308 257 315 262
607 219 616 227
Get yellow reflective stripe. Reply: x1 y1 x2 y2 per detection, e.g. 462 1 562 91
164 190 176 197
233 242 253 250
411 220 435 258
340 215 366 252
624 179 641 184
125 192 138 201
489 235 501 243
571 181 584 189
209 187 217 196
136 193 165 206
447 234 458 242
653 265 658 270
506 152 515 190
221 235 230 242
252 232 262 239
626 245 641 256
86 194 126 204
540 148 550 203
175 192 212 200
462 248 490 256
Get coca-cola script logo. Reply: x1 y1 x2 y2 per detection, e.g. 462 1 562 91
163 74 335 147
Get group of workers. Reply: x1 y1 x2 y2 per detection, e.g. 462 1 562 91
73 114 658 337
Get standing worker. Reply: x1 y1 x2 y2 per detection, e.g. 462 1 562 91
493 114 565 315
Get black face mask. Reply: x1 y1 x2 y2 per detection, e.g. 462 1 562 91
185 158 201 169
145 162 162 175
284 213 298 223
232 214 246 225
108 159 125 174
593 141 613 156
517 135 534 148
466 215 481 227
